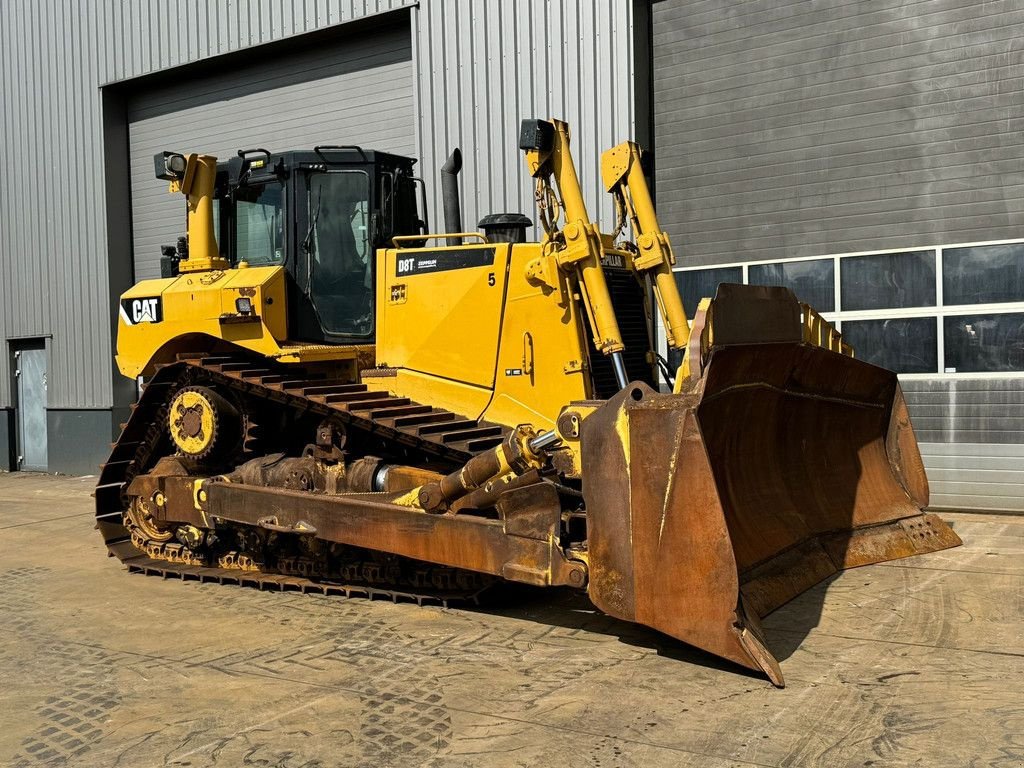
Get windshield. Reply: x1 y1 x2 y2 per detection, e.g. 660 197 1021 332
308 170 373 336
235 182 285 265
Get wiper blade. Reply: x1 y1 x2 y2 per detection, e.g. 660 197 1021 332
302 187 323 256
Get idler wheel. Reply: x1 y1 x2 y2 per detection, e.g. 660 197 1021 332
125 496 173 542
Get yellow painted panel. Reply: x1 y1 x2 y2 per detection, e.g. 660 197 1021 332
377 244 510 389
221 267 288 340
116 266 291 378
372 241 594 431
484 243 592 428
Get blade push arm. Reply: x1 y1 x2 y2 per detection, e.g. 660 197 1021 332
520 119 629 389
601 141 689 350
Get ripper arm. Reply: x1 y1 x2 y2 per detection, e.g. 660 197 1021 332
520 119 629 389
601 141 690 351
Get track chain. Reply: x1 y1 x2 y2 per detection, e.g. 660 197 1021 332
96 354 505 606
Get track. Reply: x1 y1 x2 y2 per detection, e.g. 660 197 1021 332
95 354 510 606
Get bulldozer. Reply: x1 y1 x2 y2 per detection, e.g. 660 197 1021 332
97 119 960 686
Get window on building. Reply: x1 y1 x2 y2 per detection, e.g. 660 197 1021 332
840 317 938 374
748 258 835 311
943 243 1024 305
840 250 936 311
675 266 742 319
672 239 1024 378
944 313 1024 373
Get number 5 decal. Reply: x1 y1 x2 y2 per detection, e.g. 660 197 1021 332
487 272 496 286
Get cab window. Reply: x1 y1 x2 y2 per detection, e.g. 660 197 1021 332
235 182 285 265
307 170 373 337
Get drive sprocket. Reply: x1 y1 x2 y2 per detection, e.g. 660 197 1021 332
168 385 241 461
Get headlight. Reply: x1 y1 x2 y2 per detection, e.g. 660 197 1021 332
153 150 188 181
166 153 187 174
235 297 253 314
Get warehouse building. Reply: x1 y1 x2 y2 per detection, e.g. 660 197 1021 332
1 0 1020 511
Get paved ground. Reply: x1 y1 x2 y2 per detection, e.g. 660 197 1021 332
0 472 1021 768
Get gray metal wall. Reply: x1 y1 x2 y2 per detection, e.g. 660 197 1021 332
412 0 636 237
0 0 413 413
652 0 1024 267
101 0 415 82
1 0 109 411
904 379 1024 513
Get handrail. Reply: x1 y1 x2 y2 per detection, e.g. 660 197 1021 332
391 232 490 247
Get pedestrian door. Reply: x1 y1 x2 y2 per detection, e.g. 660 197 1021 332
12 340 47 471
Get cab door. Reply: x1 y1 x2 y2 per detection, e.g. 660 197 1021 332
290 168 377 344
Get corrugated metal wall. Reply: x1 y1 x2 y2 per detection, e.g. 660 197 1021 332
0 0 412 410
102 0 415 83
904 379 1024 513
0 0 108 409
412 0 636 238
652 0 1024 267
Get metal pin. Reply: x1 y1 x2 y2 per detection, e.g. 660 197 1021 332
528 430 561 453
611 351 629 389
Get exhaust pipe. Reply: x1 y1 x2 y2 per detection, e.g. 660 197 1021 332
440 148 463 246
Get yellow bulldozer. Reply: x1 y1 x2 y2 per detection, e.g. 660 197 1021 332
97 119 960 686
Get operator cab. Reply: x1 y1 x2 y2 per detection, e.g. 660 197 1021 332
163 146 426 345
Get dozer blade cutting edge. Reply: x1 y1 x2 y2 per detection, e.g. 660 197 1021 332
580 284 961 687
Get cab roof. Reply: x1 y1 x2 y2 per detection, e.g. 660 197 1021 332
217 147 417 176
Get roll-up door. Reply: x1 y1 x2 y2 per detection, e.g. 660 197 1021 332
127 23 414 281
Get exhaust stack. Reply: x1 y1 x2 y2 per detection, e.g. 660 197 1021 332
441 148 463 246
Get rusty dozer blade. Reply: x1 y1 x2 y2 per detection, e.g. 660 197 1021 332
580 284 961 687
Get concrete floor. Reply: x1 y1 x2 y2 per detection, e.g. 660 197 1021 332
0 472 1021 768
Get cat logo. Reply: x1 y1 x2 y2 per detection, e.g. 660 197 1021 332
119 296 163 325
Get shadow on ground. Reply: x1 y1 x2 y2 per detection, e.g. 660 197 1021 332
470 582 837 683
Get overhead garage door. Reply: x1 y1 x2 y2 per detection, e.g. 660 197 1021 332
128 22 415 281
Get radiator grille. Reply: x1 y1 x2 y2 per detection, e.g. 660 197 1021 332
588 268 657 399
